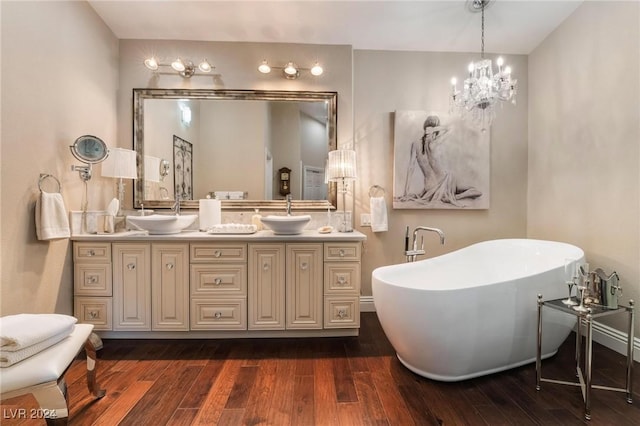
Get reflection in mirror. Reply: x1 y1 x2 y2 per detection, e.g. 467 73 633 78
133 89 337 210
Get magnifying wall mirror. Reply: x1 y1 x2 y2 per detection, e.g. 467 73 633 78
70 135 109 181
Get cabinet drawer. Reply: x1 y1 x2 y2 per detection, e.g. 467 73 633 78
74 264 112 296
190 298 247 330
190 243 247 263
191 264 247 296
324 242 361 261
74 242 111 263
324 262 360 294
74 297 112 330
324 296 360 329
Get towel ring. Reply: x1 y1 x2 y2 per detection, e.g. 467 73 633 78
38 174 62 193
368 185 385 198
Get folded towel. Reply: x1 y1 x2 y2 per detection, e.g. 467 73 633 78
370 196 388 233
0 328 73 367
0 314 77 351
35 192 70 240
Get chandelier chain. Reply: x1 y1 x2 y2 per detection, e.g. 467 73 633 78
481 1 485 58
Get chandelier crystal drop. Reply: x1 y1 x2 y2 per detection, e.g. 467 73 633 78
449 0 517 131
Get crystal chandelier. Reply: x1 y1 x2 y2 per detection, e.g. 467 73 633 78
449 0 517 131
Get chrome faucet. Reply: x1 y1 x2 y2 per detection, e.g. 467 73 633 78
286 194 292 216
405 226 445 262
172 194 181 216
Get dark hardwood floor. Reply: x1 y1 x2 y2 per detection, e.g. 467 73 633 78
3 312 640 425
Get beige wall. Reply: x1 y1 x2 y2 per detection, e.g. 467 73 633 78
353 50 529 295
0 1 118 315
528 1 640 331
117 40 353 204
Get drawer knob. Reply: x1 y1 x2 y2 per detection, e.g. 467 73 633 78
214 250 222 258
339 249 345 257
337 309 347 319
87 275 98 284
214 312 222 319
88 310 98 319
214 278 222 286
166 263 174 270
87 250 95 257
337 276 347 285
127 263 136 270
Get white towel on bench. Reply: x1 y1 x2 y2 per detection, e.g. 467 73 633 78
0 329 73 367
0 314 77 351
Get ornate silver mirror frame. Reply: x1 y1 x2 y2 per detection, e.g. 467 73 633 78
133 88 338 211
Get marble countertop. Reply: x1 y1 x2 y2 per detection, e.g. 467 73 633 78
71 229 367 242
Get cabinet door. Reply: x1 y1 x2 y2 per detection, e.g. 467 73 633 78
152 243 189 331
113 243 151 331
286 244 323 329
248 244 285 330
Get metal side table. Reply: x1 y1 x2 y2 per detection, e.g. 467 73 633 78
536 295 634 420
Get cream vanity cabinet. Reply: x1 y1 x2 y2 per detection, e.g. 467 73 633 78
190 243 248 330
73 242 113 330
92 243 189 331
73 234 364 337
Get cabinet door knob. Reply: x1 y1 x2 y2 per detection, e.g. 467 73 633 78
300 262 309 270
214 312 222 319
214 250 222 258
214 278 222 286
127 263 136 270
166 263 174 270
263 263 270 271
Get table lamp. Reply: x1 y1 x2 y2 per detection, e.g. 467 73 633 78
326 149 357 232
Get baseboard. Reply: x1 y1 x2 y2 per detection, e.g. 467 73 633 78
359 297 639 361
590 321 640 362
360 296 376 312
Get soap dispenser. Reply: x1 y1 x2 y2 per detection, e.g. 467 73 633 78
252 208 263 231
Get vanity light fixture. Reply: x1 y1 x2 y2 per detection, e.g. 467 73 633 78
144 56 214 78
258 60 323 80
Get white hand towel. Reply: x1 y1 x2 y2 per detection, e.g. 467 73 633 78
370 196 388 232
0 328 74 367
0 314 77 351
35 192 70 240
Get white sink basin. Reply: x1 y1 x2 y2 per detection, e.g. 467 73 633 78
260 215 311 235
126 214 197 234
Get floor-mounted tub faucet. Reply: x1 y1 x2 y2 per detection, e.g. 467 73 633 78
405 226 445 262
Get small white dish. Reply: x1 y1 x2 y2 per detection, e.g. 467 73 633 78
317 226 333 234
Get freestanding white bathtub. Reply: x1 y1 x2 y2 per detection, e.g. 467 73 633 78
372 238 584 381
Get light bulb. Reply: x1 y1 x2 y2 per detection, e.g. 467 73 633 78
504 66 512 75
144 57 159 71
258 60 271 74
496 57 504 67
450 77 457 86
171 58 185 72
198 59 212 73
468 63 475 73
284 62 298 75
310 62 323 76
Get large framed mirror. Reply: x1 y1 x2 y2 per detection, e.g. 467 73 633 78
133 89 338 210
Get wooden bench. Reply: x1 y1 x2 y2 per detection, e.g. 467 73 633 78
0 324 105 425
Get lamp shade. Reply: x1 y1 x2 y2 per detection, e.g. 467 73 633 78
326 149 357 181
144 155 161 183
102 148 137 179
